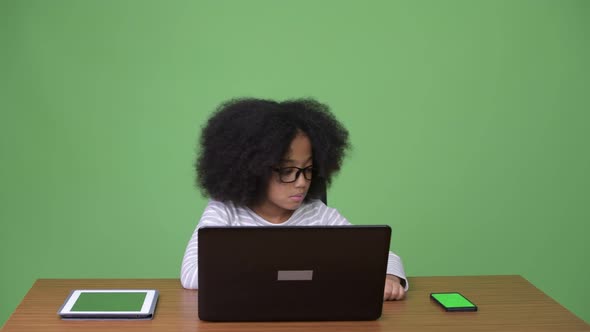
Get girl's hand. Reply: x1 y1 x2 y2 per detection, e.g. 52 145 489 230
384 274 406 301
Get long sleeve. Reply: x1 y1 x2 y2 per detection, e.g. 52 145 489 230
180 201 230 289
385 251 408 290
181 199 409 291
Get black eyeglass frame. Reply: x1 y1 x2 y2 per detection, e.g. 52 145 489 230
272 166 314 183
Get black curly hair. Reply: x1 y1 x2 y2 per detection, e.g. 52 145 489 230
196 98 350 207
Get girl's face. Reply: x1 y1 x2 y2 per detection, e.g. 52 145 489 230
253 132 313 223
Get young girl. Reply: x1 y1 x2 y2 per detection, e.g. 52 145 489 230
181 98 408 300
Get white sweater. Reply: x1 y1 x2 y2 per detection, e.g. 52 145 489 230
180 199 408 290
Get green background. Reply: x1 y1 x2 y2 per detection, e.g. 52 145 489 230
1 0 588 327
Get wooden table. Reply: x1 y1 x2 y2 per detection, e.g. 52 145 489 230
2 275 588 332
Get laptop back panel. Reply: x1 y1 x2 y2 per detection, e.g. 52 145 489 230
198 226 391 321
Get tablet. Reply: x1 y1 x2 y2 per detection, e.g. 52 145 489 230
58 289 159 319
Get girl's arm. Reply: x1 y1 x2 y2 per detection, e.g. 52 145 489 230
180 201 230 289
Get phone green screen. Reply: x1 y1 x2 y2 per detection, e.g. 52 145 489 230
431 292 477 311
71 292 146 312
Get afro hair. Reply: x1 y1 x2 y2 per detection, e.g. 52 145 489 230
196 98 350 206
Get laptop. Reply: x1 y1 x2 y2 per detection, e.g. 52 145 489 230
197 225 391 321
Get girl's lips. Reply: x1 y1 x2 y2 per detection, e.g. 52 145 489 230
289 194 305 202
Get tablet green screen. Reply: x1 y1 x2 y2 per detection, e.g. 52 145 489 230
71 292 146 312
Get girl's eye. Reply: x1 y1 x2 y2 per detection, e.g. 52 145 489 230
280 168 296 176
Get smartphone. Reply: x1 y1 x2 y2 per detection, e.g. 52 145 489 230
430 292 478 312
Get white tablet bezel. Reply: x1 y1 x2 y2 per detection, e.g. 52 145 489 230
59 289 157 316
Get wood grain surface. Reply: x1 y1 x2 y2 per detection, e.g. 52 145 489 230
2 275 588 332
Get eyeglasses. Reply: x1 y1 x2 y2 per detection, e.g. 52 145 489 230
272 166 313 183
